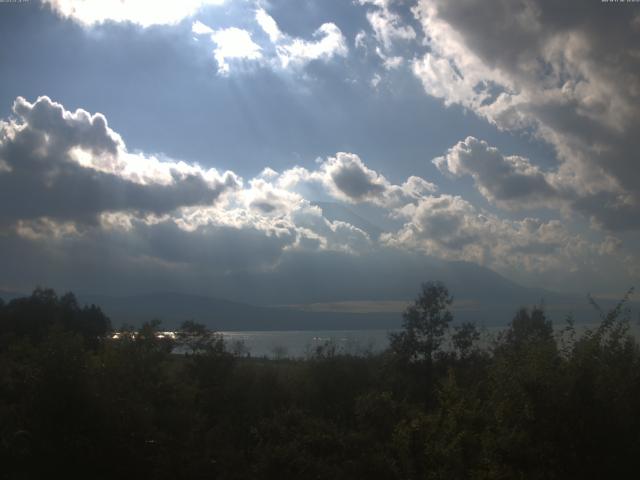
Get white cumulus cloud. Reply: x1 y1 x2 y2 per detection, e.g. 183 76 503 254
209 27 263 74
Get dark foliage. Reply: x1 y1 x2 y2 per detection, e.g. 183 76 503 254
389 281 454 365
1 285 639 479
0 287 110 349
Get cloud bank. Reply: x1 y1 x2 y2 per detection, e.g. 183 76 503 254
1 96 635 297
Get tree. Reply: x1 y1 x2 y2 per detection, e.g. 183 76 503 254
452 322 480 359
177 320 225 355
500 306 553 350
0 288 110 348
390 281 453 364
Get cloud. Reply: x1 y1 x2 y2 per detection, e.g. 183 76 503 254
0 99 382 292
192 10 348 73
44 0 225 27
2 96 636 296
324 152 387 201
411 0 640 230
191 21 263 74
275 152 437 208
433 137 640 232
355 30 368 50
382 194 606 276
254 8 348 68
412 53 492 108
434 136 561 210
119 218 294 274
275 23 348 68
370 73 382 88
356 0 415 74
255 7 282 43
0 96 379 259
0 96 239 226
359 0 416 51
209 27 263 74
191 20 214 35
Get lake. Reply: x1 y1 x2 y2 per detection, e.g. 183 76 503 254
219 329 395 358
218 321 640 358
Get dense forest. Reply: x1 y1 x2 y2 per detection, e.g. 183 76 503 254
1 283 639 479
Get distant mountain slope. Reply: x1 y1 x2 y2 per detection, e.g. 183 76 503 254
3 262 633 330
76 286 626 332
0 289 25 302
77 292 402 331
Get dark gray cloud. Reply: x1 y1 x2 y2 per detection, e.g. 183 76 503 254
329 153 386 200
281 151 437 207
0 96 238 226
12 95 120 156
413 0 640 230
434 136 560 210
573 193 640 232
117 219 294 274
433 136 640 232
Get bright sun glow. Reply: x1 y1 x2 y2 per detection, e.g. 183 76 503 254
45 0 225 27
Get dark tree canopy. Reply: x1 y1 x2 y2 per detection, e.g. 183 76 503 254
2 284 639 479
390 281 454 363
499 305 554 352
0 287 111 348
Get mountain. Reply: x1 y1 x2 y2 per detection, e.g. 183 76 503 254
75 283 622 332
2 260 632 330
77 292 402 331
0 289 25 302
1 285 630 330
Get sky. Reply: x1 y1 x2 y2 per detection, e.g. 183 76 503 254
1 0 639 305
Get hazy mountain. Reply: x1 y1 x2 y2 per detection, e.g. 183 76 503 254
76 292 401 331
0 289 24 302
2 262 630 330
75 280 617 332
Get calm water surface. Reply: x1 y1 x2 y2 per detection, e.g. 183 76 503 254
219 329 394 358
218 322 640 358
